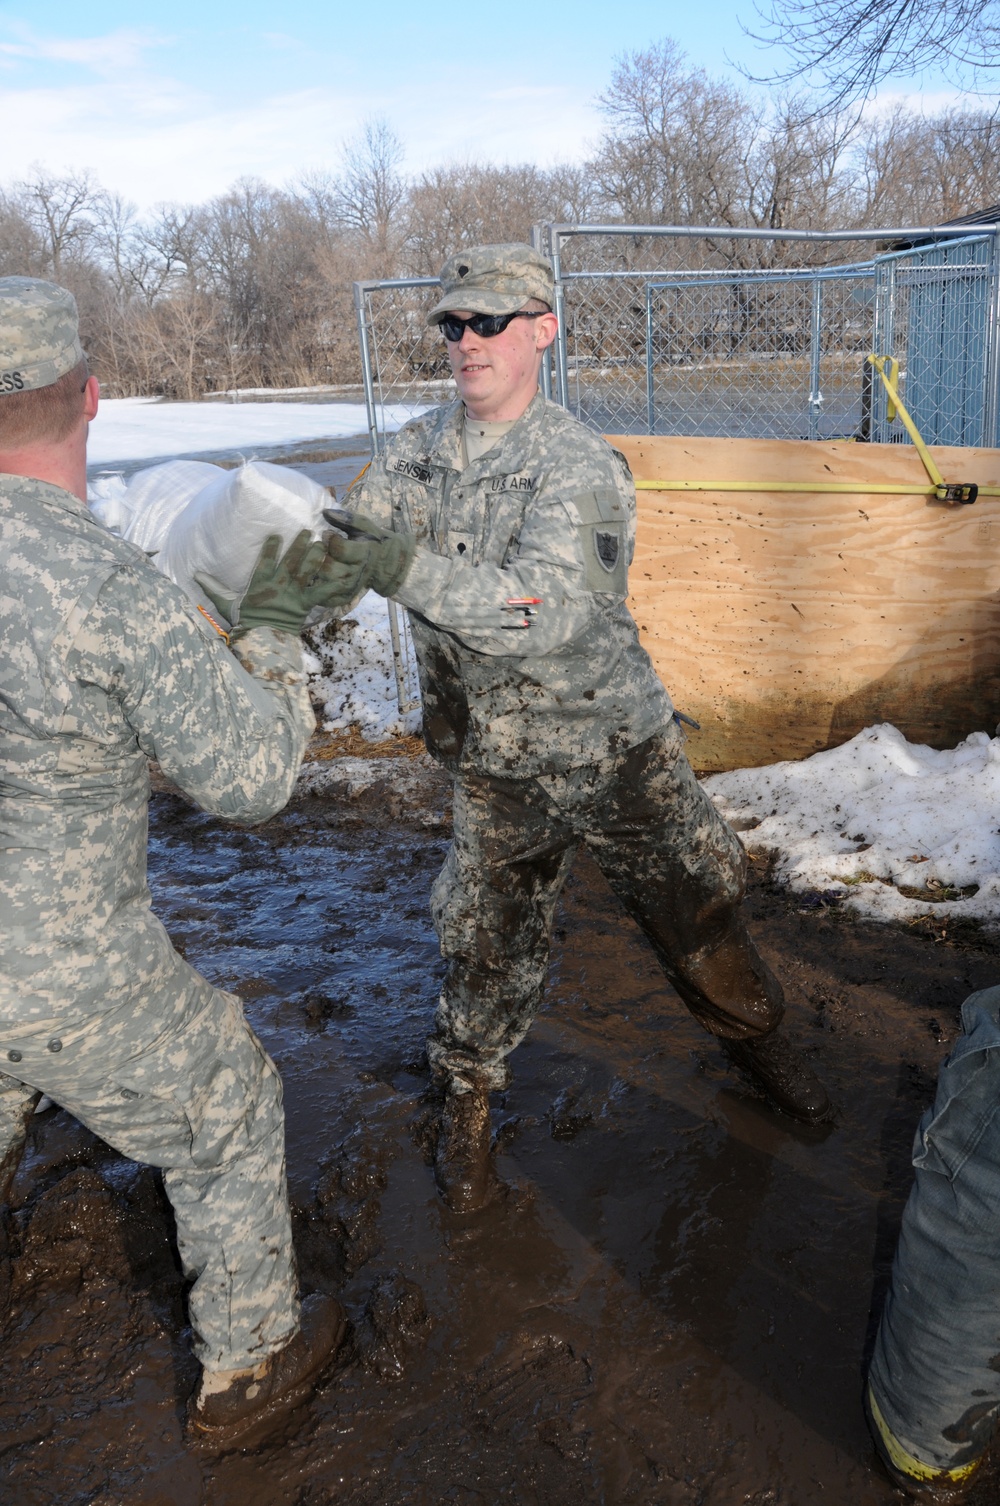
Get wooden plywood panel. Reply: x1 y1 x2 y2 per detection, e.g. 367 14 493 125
609 435 1000 771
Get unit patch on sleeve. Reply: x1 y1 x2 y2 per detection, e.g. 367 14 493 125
594 529 620 572
572 489 627 593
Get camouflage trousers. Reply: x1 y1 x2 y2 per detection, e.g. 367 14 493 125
0 965 298 1373
427 729 785 1094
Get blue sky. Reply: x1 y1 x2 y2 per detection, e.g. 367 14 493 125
0 0 982 206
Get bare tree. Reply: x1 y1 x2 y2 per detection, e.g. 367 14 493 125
852 105 1000 224
14 169 100 279
592 41 754 229
404 161 581 275
0 194 47 277
332 117 406 268
588 42 856 268
744 0 1000 110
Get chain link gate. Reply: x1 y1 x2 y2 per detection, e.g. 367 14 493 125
643 264 875 440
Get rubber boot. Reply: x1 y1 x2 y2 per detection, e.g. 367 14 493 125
434 1084 504 1214
864 1383 984 1503
188 1293 346 1447
724 1029 832 1123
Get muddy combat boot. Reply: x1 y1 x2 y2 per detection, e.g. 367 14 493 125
188 1293 346 1447
434 1084 505 1214
724 1029 832 1123
864 1384 984 1503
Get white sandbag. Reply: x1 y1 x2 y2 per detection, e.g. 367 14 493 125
121 460 225 554
87 473 133 535
155 460 330 620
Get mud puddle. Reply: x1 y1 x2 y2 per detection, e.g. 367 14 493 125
2 752 999 1505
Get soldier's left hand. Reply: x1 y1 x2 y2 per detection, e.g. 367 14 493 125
323 511 416 600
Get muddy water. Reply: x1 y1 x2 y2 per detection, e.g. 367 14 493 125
2 756 998 1505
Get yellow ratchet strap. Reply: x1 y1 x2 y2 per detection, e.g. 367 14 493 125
882 356 900 423
634 354 994 504
867 354 978 503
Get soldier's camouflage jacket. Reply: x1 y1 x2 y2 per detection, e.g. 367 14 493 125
350 391 673 776
0 475 315 1034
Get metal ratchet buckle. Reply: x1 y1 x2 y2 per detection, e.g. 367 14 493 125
935 483 978 505
501 596 543 629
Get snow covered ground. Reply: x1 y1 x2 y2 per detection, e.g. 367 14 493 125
705 723 1000 927
88 397 423 467
303 592 421 742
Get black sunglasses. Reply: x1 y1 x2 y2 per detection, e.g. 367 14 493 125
438 310 546 342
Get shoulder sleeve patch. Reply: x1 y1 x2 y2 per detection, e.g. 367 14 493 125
571 490 628 594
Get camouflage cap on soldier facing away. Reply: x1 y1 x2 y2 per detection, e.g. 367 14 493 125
0 276 84 396
426 244 555 325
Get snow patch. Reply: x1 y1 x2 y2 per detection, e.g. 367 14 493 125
88 397 424 466
303 592 421 742
703 723 1000 925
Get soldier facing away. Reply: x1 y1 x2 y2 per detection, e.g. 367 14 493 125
0 277 360 1443
329 242 833 1214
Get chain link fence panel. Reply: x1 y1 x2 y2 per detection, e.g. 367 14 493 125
642 267 875 440
541 226 1000 445
871 234 1000 446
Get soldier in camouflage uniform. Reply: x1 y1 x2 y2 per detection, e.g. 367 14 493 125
0 277 352 1442
329 244 833 1213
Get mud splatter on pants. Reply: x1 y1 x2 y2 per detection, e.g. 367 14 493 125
0 974 299 1373
427 730 785 1093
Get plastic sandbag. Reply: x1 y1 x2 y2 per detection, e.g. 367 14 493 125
121 460 224 554
155 460 330 620
87 473 134 535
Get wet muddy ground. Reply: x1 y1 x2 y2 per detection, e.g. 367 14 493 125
3 750 999 1505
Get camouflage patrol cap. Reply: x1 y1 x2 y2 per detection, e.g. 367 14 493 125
427 243 555 324
0 277 84 395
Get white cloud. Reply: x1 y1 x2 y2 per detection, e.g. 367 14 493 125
0 21 170 76
0 18 600 203
2 75 598 204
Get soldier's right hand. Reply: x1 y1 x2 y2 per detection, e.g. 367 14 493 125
194 529 367 640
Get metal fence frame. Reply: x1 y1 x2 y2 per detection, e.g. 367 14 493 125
357 223 1000 448
642 259 877 440
534 222 1000 445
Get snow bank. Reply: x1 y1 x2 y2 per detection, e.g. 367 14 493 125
88 397 423 466
303 592 421 742
704 723 1000 925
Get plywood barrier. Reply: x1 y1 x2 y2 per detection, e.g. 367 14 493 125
609 435 1000 772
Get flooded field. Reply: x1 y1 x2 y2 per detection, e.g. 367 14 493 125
2 751 998 1505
